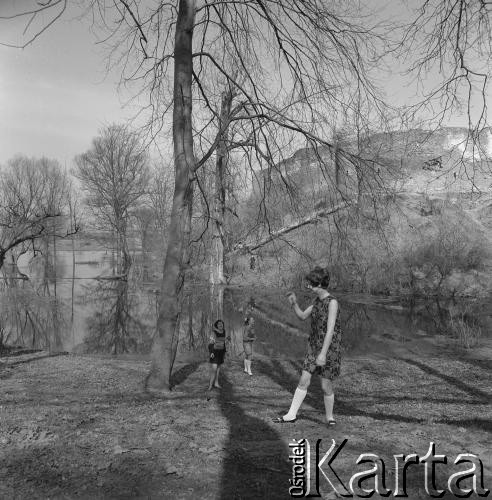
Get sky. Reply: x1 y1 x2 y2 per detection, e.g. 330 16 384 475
0 2 135 167
0 1 488 168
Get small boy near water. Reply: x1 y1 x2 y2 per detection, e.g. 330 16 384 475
243 309 256 375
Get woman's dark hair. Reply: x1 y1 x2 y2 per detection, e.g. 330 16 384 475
213 320 224 329
305 266 330 289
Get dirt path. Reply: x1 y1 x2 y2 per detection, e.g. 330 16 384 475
0 348 490 499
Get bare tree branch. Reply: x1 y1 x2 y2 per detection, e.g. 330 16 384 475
229 199 353 256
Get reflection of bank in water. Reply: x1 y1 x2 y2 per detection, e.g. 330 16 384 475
0 283 68 352
115 286 492 362
220 290 492 363
81 278 154 355
4 246 492 360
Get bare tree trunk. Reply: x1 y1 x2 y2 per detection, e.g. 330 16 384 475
210 89 233 287
116 226 121 275
210 284 224 325
8 254 16 288
334 141 341 188
53 220 57 298
70 201 76 328
121 218 132 275
147 0 196 391
357 170 363 205
209 88 233 323
229 200 351 256
199 310 208 346
187 293 194 349
43 236 51 297
51 220 59 353
111 229 116 276
170 194 193 371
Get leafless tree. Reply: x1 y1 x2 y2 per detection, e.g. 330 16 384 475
37 159 71 296
399 0 492 152
1 1 394 390
5 0 492 388
0 1 67 49
0 156 75 352
94 1 393 390
0 156 75 273
148 161 174 247
74 124 150 275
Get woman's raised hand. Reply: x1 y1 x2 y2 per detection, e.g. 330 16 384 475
287 292 297 305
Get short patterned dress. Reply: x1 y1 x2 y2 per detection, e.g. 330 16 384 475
301 295 342 380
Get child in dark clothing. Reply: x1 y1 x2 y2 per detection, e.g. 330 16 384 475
207 319 228 391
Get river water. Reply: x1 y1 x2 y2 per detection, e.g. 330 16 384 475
13 246 492 363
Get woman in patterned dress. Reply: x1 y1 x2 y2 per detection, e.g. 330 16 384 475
274 266 341 425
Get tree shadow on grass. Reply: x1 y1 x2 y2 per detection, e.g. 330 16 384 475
170 361 202 389
256 358 428 425
4 352 69 366
436 417 492 432
457 357 492 372
217 373 291 500
256 358 492 432
2 445 171 499
400 358 490 402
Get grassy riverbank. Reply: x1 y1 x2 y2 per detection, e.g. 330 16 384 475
0 341 490 499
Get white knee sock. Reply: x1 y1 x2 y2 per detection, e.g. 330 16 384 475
324 394 335 421
284 387 307 420
246 359 252 375
244 359 248 372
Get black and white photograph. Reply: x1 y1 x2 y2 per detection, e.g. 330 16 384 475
0 1 490 498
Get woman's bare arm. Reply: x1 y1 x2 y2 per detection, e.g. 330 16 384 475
288 293 313 320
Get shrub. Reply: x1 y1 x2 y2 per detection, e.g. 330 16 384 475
400 209 488 295
448 315 482 349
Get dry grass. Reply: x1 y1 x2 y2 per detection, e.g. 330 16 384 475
449 316 483 349
0 347 490 499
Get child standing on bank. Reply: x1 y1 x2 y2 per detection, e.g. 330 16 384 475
274 266 341 426
207 319 228 391
243 306 256 375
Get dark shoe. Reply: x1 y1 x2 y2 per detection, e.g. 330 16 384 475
327 419 336 426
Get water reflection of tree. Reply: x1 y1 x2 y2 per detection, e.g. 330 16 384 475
82 278 152 354
0 157 75 350
165 287 246 362
0 277 66 352
341 302 374 351
175 291 210 353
